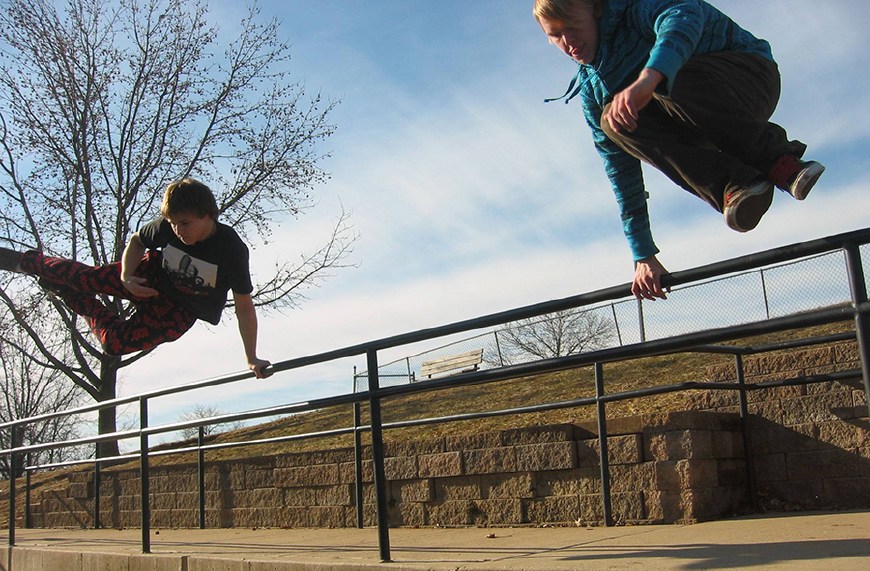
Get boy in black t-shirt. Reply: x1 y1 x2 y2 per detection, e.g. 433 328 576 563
0 178 271 378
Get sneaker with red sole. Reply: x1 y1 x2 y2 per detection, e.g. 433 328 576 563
723 179 774 233
768 155 825 200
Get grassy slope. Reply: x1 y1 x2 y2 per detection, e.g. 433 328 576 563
2 321 855 522
192 321 854 462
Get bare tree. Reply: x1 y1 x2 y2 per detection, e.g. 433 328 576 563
177 404 244 441
490 309 615 366
0 0 354 457
0 310 90 479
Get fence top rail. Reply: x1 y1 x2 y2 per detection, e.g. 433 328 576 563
322 226 870 374
2 226 867 435
366 304 856 399
660 226 869 290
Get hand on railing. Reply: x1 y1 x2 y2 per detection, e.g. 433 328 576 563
249 358 272 379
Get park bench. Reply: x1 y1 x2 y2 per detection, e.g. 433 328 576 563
419 348 484 380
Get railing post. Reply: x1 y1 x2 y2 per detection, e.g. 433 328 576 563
25 467 31 529
735 353 749 418
8 425 20 546
139 397 151 553
843 243 870 417
94 444 102 529
594 363 614 526
198 426 206 529
353 401 365 529
735 354 759 510
366 349 391 562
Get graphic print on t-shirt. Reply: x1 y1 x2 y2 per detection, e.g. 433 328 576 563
161 245 218 297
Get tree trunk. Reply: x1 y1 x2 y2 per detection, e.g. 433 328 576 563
97 358 121 459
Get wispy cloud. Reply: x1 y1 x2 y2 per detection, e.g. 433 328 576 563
127 1 870 429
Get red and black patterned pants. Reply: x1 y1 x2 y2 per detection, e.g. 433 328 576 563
20 250 197 355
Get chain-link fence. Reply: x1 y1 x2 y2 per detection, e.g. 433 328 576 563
354 245 869 392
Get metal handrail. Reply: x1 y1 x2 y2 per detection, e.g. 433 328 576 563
4 228 867 435
2 226 868 562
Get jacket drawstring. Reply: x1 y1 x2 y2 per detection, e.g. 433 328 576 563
545 62 602 104
544 66 583 104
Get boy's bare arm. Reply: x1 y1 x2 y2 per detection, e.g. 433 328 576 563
233 292 272 378
120 232 159 297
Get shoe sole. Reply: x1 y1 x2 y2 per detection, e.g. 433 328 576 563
724 182 774 233
790 162 825 200
0 247 23 272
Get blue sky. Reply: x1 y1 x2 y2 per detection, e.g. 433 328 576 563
120 0 870 430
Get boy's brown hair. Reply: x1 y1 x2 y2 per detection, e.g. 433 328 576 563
160 178 220 220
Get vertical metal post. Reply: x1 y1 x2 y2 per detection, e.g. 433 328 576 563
594 363 614 526
139 397 151 553
494 330 504 366
611 303 623 347
735 354 749 418
735 354 758 510
637 299 646 343
759 268 771 320
94 445 102 529
843 243 870 417
25 467 31 529
353 401 365 529
366 349 391 562
198 426 206 529
8 425 20 546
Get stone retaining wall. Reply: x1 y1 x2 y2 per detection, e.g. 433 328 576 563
24 338 869 529
29 411 746 529
687 338 869 511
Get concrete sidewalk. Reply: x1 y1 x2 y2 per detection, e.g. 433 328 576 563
2 510 868 570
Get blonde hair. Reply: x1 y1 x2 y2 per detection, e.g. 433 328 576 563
533 0 599 22
160 178 219 220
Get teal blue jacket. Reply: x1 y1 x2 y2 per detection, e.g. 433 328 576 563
552 0 773 260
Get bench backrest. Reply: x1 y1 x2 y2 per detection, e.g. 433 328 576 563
420 348 484 379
